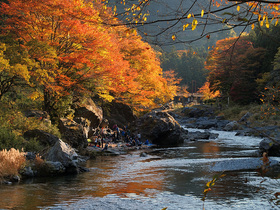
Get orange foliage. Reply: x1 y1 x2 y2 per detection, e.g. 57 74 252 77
198 81 220 101
205 36 265 104
0 0 177 111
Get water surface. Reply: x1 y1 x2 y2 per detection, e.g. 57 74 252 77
1 128 279 209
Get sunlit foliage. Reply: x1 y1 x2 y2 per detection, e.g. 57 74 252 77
0 0 179 121
198 81 220 101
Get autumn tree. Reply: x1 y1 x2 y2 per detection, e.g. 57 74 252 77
206 35 265 104
0 0 131 121
198 81 220 101
113 27 180 109
0 0 179 120
0 36 33 101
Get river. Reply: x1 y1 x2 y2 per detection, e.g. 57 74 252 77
1 128 280 210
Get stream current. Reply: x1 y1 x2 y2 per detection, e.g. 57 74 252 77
1 127 280 209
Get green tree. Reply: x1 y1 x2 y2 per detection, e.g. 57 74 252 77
160 47 207 92
250 25 280 74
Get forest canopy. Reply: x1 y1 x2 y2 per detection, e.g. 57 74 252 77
0 0 180 122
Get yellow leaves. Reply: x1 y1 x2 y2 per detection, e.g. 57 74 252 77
192 19 198 30
187 13 192 19
201 9 204 17
258 15 270 28
12 64 30 82
237 5 240 12
29 91 42 101
0 43 10 72
206 180 215 188
202 172 225 202
113 5 117 14
258 14 262 22
266 16 270 28
172 35 176 41
260 20 264 27
203 188 211 194
251 23 255 30
183 24 189 31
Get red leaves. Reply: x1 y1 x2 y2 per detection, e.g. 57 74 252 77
0 0 177 111
206 36 265 104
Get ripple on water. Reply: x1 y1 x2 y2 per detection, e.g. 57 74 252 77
43 191 272 210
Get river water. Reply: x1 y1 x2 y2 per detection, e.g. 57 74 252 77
1 128 280 210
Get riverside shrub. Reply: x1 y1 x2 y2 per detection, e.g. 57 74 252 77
0 148 26 182
0 126 25 150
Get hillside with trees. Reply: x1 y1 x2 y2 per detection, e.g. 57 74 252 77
0 0 181 151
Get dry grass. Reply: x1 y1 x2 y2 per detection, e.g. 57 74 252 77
0 148 26 182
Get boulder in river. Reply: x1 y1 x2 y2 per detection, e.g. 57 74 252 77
259 138 280 156
44 139 82 174
210 157 280 172
195 117 217 129
223 121 244 131
130 110 187 146
186 131 219 141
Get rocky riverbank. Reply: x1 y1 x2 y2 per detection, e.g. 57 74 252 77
170 106 280 157
6 101 280 184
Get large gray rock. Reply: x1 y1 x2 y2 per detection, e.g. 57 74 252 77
74 98 103 128
44 161 66 174
186 131 219 141
24 110 49 119
45 139 80 174
58 118 88 148
23 129 59 146
131 110 187 146
223 121 243 131
196 118 217 129
103 100 137 129
210 157 280 172
259 138 280 156
182 106 215 118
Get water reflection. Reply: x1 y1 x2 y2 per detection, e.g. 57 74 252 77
0 130 278 209
201 141 220 158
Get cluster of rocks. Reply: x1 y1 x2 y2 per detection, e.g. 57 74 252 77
20 98 137 179
176 106 280 157
129 110 188 146
19 101 280 181
21 140 89 179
